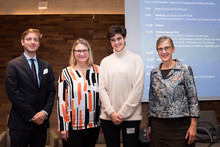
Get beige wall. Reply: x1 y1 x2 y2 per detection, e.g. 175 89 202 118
0 0 124 15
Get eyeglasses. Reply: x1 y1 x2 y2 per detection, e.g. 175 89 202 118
157 46 171 53
74 49 89 54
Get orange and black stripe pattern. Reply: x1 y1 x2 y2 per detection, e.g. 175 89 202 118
57 64 100 131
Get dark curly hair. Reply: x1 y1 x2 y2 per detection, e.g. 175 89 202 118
106 25 127 40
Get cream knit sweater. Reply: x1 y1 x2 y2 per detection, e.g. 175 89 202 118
99 48 144 121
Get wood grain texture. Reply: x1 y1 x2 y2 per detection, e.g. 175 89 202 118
0 15 220 146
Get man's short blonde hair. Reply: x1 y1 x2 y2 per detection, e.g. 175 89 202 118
21 28 43 40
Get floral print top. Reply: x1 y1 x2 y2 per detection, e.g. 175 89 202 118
148 59 200 118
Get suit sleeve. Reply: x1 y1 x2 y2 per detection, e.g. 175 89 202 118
147 70 154 119
184 66 200 117
5 61 37 121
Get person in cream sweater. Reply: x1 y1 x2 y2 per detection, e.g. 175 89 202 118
99 25 144 147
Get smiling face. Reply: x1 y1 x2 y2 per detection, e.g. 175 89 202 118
74 43 89 64
157 40 175 63
110 33 126 52
21 32 40 57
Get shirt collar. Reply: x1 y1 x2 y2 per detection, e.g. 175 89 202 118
153 59 181 75
23 52 37 61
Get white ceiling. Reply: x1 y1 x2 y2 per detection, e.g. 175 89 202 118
0 0 124 15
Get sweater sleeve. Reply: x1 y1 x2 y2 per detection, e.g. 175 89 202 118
99 59 116 117
118 56 144 119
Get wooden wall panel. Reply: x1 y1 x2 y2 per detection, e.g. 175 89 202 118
0 15 220 145
0 14 124 134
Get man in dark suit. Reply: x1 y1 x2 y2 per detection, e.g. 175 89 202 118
5 28 56 147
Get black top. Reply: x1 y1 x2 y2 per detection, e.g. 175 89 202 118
161 68 172 79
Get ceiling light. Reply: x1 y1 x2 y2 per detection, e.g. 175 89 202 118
38 1 48 10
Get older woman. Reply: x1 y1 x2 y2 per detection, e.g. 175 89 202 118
57 38 100 147
146 36 200 147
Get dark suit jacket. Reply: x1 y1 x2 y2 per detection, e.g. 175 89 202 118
5 54 56 130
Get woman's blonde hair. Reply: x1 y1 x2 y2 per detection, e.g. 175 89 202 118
69 38 94 66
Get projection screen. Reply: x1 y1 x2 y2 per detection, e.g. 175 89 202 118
125 0 220 102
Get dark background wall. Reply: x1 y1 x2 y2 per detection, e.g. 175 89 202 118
0 14 124 132
0 14 220 143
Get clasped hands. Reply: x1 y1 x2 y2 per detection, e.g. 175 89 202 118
110 112 123 125
32 111 47 125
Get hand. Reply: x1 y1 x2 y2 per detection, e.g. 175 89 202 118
32 111 47 125
185 118 197 144
146 126 151 141
60 130 69 141
110 112 123 125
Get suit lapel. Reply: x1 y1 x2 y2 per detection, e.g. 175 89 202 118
38 59 44 88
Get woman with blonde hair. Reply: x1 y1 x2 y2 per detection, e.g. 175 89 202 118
57 38 100 147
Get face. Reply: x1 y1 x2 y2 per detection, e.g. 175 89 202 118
74 44 89 64
110 33 126 52
157 40 175 63
21 32 40 56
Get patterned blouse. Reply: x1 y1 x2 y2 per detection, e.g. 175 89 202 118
57 64 100 131
148 60 200 119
